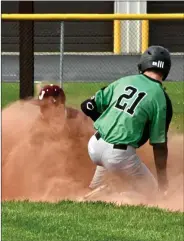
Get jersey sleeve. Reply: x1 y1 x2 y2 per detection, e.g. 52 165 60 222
94 84 115 113
149 97 167 145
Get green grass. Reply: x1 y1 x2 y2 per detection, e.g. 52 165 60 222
2 200 183 241
2 81 184 132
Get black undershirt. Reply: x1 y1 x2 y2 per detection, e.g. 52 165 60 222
137 76 173 147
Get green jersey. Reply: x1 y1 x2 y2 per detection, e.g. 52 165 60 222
94 74 171 148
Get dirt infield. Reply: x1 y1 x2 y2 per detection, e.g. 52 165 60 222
2 99 183 211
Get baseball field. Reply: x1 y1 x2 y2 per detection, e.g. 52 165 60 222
2 81 184 241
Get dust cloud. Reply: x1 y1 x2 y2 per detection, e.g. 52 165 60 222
2 99 95 201
2 99 183 212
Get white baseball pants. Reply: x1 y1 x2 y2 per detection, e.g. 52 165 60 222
88 133 158 196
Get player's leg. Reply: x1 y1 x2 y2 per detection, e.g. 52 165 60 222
88 134 108 189
122 152 158 195
88 134 157 198
89 165 107 189
101 145 158 196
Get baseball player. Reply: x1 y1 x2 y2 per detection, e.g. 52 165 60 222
81 45 173 198
37 84 66 108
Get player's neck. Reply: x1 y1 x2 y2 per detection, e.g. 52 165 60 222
143 71 163 83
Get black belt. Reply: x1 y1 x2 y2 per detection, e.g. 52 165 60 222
95 132 127 150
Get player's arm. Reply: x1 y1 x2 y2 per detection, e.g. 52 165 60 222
81 84 114 122
152 143 168 193
80 95 102 122
150 95 172 193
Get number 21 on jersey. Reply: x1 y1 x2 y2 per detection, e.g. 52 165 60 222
115 86 147 116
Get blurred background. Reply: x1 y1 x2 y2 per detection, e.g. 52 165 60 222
1 0 184 130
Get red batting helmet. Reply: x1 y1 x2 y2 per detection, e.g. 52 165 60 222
38 84 66 104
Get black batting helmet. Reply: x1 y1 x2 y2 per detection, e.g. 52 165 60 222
138 45 171 80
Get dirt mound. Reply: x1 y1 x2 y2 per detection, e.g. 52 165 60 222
2 100 183 211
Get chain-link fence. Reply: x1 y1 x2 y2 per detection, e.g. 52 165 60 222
2 18 184 126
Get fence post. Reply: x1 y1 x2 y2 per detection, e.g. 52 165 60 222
141 20 149 53
59 22 64 89
114 20 121 54
19 1 34 99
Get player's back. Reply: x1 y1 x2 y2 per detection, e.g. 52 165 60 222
94 74 166 147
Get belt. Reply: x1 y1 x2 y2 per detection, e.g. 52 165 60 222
95 132 127 150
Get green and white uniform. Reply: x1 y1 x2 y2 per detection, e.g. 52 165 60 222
88 74 172 193
94 74 167 147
